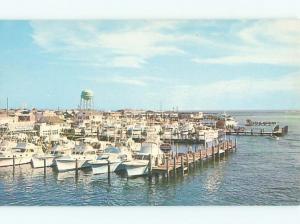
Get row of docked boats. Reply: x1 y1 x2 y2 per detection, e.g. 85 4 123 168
0 135 166 177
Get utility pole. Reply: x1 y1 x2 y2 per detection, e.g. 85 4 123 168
6 97 8 115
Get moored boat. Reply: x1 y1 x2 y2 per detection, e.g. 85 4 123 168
88 146 132 174
123 135 164 177
0 142 43 167
31 140 74 168
55 143 97 172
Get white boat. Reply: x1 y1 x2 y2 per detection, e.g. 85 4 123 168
88 146 132 174
0 142 43 167
220 113 238 128
122 136 164 177
31 140 74 168
55 143 97 172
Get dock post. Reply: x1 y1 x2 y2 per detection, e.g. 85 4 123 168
166 157 169 179
181 156 184 176
148 154 152 177
235 138 237 151
107 160 111 184
186 154 189 174
43 158 46 177
13 155 15 174
212 145 215 161
176 144 178 158
192 153 195 168
173 156 176 177
199 150 203 167
75 158 79 176
227 141 230 155
13 155 15 169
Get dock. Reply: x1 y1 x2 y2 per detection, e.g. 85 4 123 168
150 139 237 177
226 125 288 137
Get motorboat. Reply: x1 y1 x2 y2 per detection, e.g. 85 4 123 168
31 140 74 168
122 135 164 177
88 146 132 174
220 113 238 128
0 142 43 167
55 143 97 172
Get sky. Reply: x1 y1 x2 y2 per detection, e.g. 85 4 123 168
0 20 299 111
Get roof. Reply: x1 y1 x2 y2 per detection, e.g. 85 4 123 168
37 116 64 124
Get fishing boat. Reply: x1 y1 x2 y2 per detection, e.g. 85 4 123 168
0 142 43 167
122 135 164 177
55 143 97 172
31 140 74 168
219 113 238 128
88 146 132 174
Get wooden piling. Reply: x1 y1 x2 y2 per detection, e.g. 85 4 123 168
75 159 78 176
186 154 189 173
181 156 184 176
200 150 203 167
13 155 15 169
235 138 237 151
148 154 152 176
173 156 176 176
228 141 230 152
176 144 178 158
43 158 46 176
192 153 195 168
107 160 111 184
166 157 169 178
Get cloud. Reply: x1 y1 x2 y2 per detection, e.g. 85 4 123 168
30 21 200 68
164 73 300 109
192 19 300 66
81 74 164 86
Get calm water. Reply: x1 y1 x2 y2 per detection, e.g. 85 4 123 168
0 111 299 206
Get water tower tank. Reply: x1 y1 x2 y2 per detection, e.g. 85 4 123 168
80 89 94 110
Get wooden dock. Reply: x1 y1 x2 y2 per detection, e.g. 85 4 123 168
150 139 237 177
226 125 288 137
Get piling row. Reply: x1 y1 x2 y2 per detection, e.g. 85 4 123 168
151 139 237 177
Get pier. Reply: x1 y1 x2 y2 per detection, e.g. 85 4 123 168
150 139 236 177
226 125 288 137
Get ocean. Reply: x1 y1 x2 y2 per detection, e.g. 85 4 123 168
0 111 299 205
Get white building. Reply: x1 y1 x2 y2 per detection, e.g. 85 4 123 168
35 123 62 140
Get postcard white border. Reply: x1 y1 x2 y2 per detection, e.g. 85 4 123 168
0 0 299 224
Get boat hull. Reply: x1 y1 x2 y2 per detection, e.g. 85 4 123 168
123 161 149 177
31 156 55 168
55 159 92 172
0 156 32 167
91 161 121 174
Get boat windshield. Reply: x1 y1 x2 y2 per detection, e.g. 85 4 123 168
133 154 150 160
104 147 121 154
73 151 84 155
13 148 26 153
50 151 61 155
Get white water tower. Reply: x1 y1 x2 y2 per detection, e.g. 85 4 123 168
80 89 94 110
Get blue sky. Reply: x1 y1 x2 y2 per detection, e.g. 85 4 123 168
0 20 299 110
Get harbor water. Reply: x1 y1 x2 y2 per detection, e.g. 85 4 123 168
0 111 299 205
